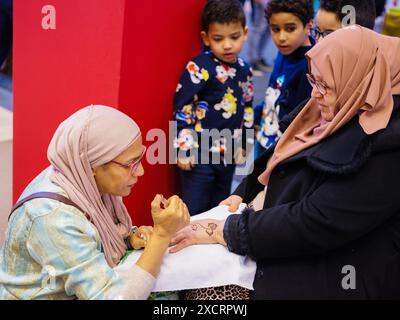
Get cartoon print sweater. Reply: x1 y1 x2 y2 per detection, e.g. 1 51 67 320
173 51 254 160
255 40 314 150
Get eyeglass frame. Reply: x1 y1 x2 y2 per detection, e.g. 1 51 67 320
109 146 147 175
306 73 328 95
309 27 335 40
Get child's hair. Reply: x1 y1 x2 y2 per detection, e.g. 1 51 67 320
265 0 314 26
319 0 376 30
201 0 246 33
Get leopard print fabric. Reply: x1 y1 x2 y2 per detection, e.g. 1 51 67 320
183 285 250 300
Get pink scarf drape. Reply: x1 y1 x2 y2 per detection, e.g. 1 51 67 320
47 105 141 266
258 26 400 186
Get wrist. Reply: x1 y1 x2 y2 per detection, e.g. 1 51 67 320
191 219 226 245
151 228 172 243
126 226 138 249
215 221 227 246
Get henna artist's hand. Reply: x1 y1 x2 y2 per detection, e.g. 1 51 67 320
151 194 190 239
129 226 153 250
169 219 226 253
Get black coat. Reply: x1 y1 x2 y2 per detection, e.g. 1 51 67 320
225 95 400 299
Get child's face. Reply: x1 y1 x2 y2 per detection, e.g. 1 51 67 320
269 12 313 56
315 9 342 43
201 22 248 64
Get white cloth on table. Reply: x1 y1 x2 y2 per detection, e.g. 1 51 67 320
118 204 256 292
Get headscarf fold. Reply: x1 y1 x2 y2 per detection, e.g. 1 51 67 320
259 26 400 185
47 105 141 266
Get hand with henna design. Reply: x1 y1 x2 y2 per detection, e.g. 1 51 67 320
169 219 226 253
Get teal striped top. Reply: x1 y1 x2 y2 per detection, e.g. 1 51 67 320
0 167 155 300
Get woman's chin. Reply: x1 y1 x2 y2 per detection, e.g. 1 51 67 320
122 188 133 197
321 115 334 122
114 187 133 197
320 109 334 122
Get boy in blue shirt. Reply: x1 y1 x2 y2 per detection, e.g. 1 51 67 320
173 0 254 216
254 0 314 157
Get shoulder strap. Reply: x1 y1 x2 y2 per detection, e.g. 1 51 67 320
9 192 83 221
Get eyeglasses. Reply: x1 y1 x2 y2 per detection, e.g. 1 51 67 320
109 146 147 175
310 27 335 40
306 73 328 95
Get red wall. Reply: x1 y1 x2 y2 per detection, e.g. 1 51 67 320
14 0 205 225
118 1 205 225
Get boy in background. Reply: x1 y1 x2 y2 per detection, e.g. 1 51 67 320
313 0 376 42
254 0 314 157
173 0 254 216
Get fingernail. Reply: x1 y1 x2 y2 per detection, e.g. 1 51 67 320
160 196 168 209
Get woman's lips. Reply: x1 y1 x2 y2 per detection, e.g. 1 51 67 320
127 181 137 188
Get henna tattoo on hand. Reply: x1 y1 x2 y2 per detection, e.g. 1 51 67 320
191 222 217 236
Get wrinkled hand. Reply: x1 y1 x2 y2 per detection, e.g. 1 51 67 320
129 226 153 250
219 195 243 212
151 194 190 239
169 219 226 253
177 156 195 171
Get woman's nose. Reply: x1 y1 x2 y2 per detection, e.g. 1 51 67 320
311 86 322 98
133 163 145 177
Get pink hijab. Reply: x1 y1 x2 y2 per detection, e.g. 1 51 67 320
259 26 400 186
47 105 141 267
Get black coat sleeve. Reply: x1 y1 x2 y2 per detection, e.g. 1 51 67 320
225 150 400 260
279 98 309 133
231 148 274 202
232 176 248 198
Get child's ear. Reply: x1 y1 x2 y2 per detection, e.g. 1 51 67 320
200 31 210 47
243 26 249 41
305 19 314 35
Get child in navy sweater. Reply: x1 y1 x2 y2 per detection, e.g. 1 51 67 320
254 0 314 157
173 0 254 216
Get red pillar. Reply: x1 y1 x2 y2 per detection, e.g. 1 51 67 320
14 0 205 225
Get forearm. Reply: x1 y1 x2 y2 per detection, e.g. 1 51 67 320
216 221 227 246
109 263 155 300
135 233 171 277
101 233 170 300
101 236 169 300
190 219 227 246
170 219 228 253
225 168 400 261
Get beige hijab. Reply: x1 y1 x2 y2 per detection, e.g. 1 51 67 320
48 105 141 267
259 26 400 186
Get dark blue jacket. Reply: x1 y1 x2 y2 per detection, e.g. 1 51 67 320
254 40 314 125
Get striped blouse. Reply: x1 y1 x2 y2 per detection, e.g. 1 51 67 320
0 167 155 300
